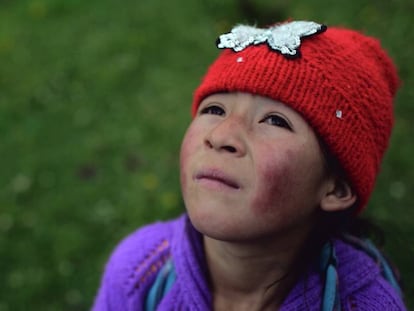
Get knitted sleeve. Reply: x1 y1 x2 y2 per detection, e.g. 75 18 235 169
92 252 129 311
91 219 177 311
344 277 407 311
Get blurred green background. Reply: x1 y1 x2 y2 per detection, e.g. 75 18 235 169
0 0 413 310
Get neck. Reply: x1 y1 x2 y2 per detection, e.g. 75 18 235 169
204 232 309 311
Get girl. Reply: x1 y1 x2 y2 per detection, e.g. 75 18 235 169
92 20 407 310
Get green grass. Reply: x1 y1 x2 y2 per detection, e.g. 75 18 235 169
0 0 413 310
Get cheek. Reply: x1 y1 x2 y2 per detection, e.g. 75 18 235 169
251 149 299 214
179 125 199 192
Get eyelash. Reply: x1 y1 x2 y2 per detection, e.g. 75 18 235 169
199 105 225 116
199 105 292 131
260 114 292 130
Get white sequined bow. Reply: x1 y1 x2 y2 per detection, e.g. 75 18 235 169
217 21 327 58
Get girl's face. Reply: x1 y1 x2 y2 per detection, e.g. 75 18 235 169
180 93 333 242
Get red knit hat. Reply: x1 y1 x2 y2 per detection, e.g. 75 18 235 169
192 21 400 212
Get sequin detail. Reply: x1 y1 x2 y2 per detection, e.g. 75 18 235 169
217 21 327 58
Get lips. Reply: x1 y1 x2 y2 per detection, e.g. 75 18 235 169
195 169 240 190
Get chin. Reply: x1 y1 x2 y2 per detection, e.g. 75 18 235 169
190 216 269 243
187 211 241 241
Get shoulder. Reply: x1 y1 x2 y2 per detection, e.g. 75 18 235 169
344 277 407 311
335 239 407 311
109 216 182 265
92 214 185 310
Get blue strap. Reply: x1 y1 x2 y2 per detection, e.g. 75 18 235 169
145 259 177 311
364 239 402 296
341 234 403 297
320 236 403 311
320 241 341 311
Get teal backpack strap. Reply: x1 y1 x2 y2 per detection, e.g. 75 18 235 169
145 259 177 311
320 241 342 311
341 234 403 297
319 236 403 311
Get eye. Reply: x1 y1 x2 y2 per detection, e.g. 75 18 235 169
199 105 225 116
261 114 292 130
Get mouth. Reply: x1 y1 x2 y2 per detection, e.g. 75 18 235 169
195 169 240 190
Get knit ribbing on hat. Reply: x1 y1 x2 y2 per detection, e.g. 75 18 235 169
192 26 399 212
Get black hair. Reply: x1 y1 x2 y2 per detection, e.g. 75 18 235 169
315 138 385 246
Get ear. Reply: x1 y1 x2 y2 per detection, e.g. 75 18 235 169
320 178 357 212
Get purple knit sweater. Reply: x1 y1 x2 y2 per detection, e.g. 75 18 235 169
92 214 406 310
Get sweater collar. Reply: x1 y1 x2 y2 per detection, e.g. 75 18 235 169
171 214 212 309
172 215 381 309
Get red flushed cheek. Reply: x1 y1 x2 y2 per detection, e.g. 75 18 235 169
250 151 297 215
179 126 198 193
179 141 190 192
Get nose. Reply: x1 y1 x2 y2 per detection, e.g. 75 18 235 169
204 116 247 157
